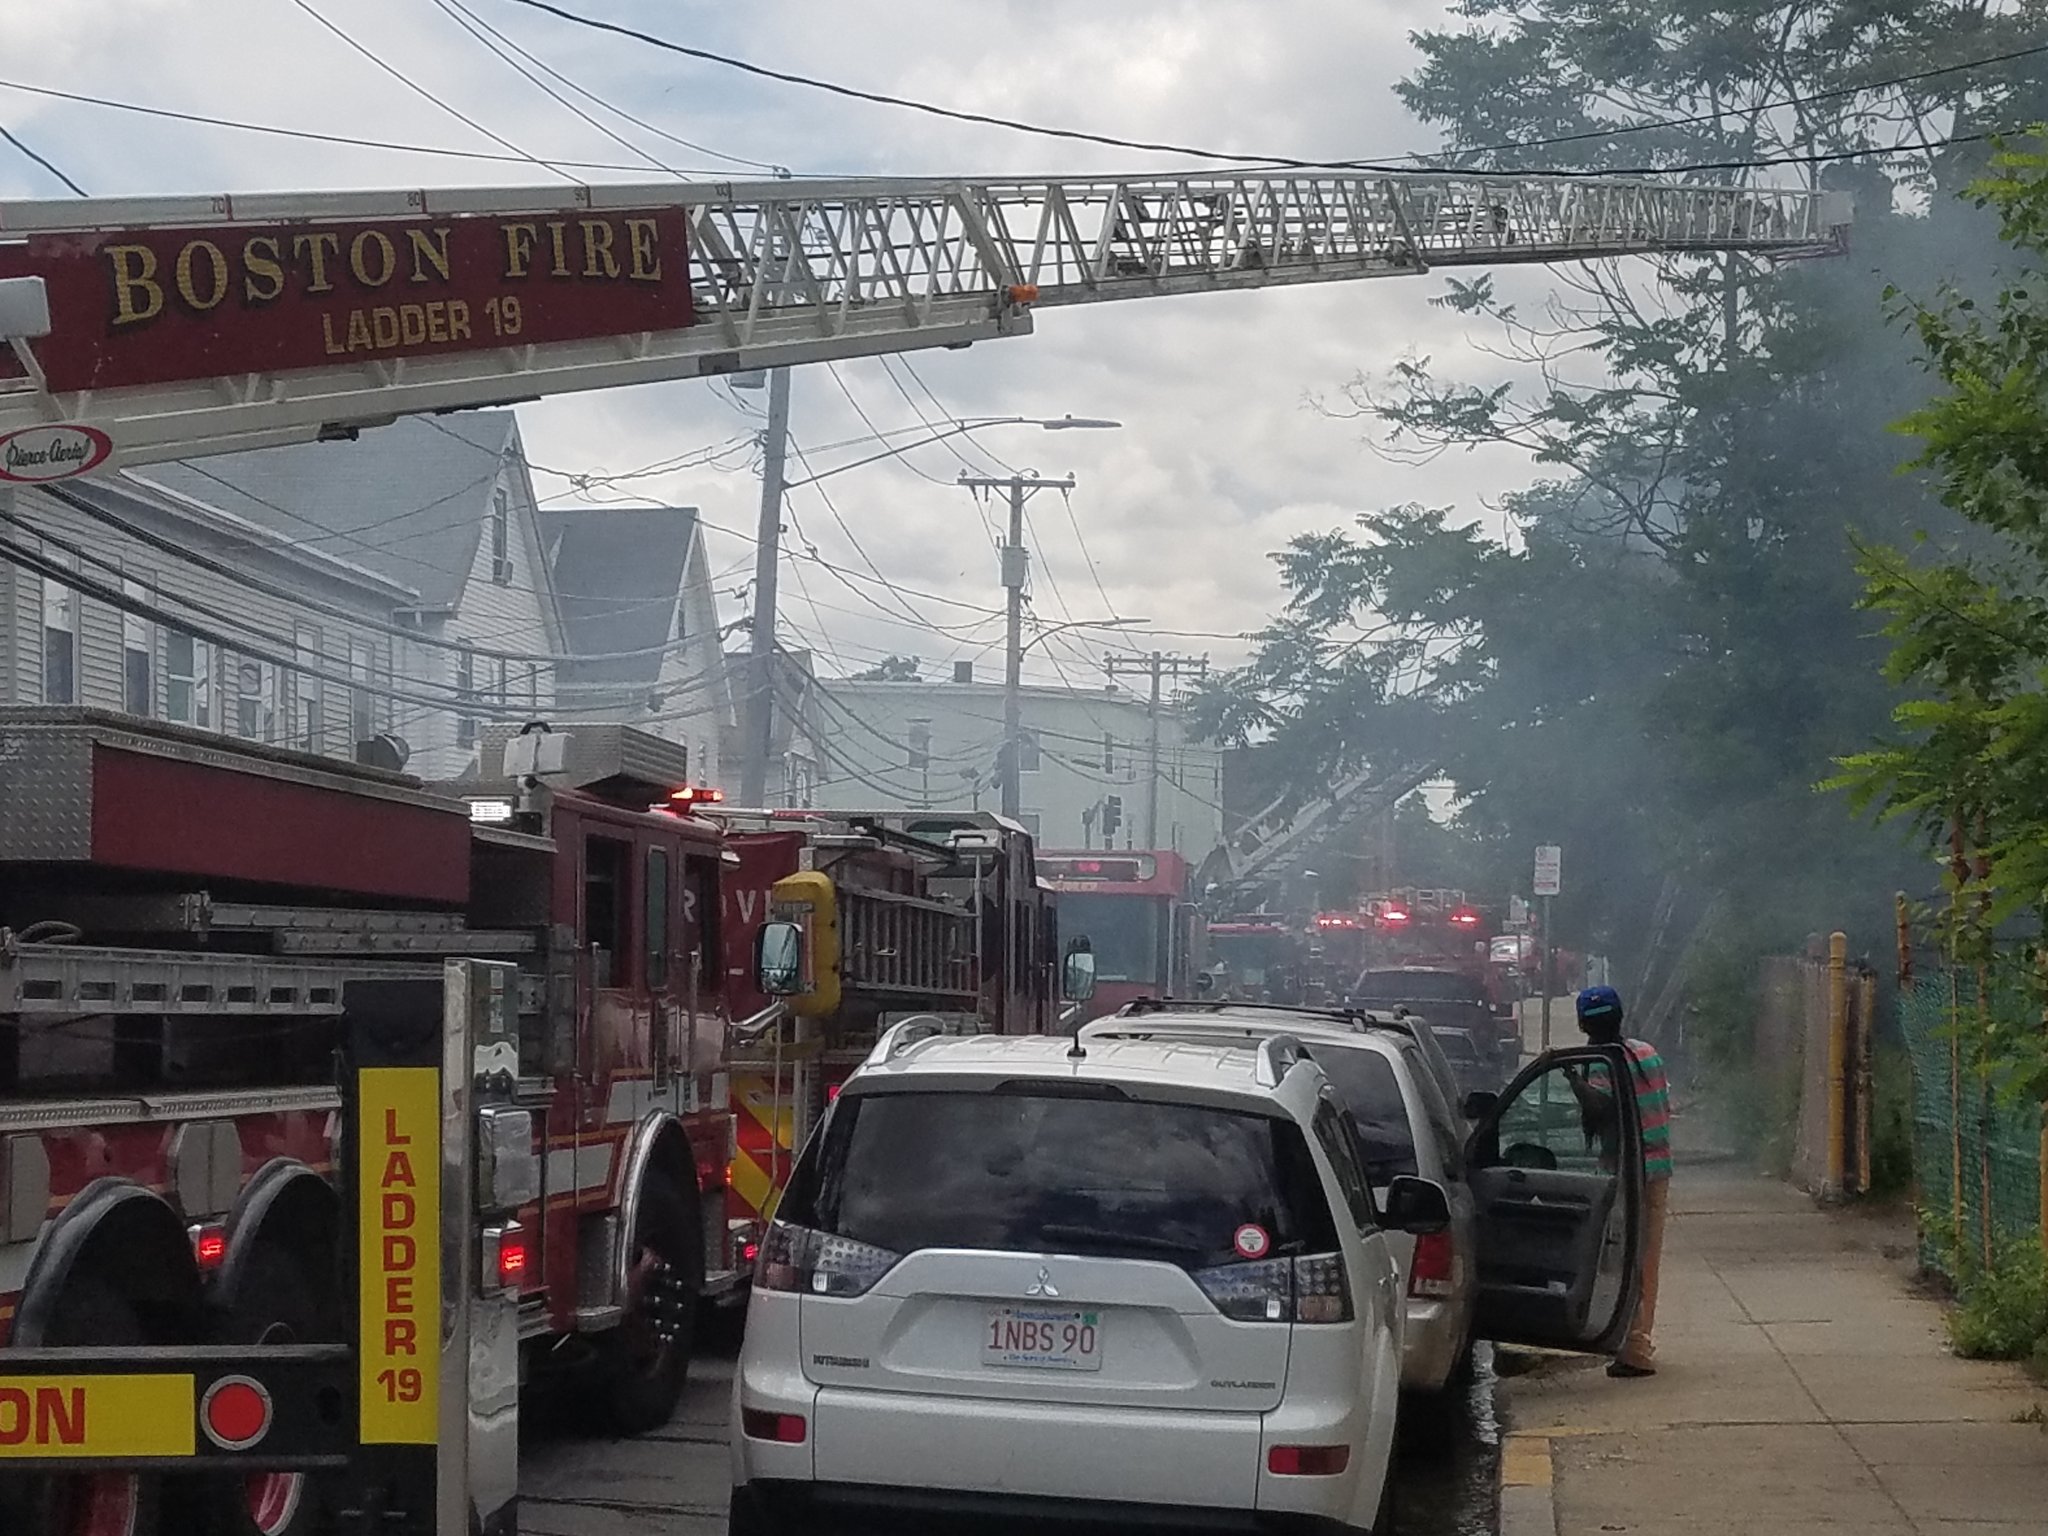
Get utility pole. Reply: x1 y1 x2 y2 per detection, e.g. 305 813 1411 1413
956 472 1075 819
740 366 791 806
1105 651 1207 849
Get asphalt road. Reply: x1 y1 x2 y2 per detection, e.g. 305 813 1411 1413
516 1316 1500 1536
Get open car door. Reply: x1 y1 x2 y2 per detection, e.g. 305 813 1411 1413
1464 1045 1646 1353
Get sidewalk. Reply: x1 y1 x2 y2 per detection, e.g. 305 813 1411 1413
1498 1167 2048 1536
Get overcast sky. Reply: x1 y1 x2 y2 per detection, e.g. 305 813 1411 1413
1 0 1561 687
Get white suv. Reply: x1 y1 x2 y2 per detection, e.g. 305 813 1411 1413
729 1024 1453 1534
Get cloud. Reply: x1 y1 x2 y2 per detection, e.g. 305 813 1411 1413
0 0 1587 683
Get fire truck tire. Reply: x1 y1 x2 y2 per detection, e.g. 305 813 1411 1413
601 1177 701 1435
5 1276 162 1536
207 1244 334 1536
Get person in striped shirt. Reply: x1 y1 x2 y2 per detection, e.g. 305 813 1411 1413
1567 984 1672 1378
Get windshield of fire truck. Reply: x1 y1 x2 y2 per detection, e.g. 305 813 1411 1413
1057 893 1167 985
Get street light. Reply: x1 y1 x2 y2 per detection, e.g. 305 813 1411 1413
782 415 1122 490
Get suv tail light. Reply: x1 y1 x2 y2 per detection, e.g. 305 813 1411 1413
1193 1253 1354 1324
1408 1229 1455 1299
754 1220 900 1298
1268 1444 1351 1476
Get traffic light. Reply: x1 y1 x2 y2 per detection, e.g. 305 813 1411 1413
1102 795 1123 838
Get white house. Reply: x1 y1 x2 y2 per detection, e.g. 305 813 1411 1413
142 411 561 779
539 505 735 787
2 411 563 781
807 669 1225 861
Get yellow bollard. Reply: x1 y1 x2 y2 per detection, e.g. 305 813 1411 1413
1826 931 1849 1196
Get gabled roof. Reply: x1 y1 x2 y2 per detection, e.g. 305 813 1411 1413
137 412 516 611
539 505 697 689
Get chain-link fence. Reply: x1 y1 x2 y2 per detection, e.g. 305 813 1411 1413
1900 964 2045 1277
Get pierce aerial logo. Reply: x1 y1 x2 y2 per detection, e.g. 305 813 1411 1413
0 423 113 483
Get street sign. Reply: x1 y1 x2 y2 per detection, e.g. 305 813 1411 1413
1534 846 1562 898
1507 894 1529 929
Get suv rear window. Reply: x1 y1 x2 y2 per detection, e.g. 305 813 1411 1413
783 1088 1339 1268
1355 970 1487 1003
1301 1047 1419 1183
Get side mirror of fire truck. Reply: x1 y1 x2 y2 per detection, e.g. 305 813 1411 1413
1061 939 1097 1003
754 920 806 996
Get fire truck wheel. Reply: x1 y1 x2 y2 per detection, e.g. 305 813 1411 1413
602 1177 701 1434
7 1276 162 1536
209 1245 334 1536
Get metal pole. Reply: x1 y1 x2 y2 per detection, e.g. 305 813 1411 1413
1540 893 1554 1053
741 366 792 806
1001 480 1027 819
1144 651 1163 849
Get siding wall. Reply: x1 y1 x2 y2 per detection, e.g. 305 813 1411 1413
0 485 410 762
407 456 557 782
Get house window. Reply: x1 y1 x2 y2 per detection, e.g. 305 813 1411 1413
1102 733 1117 774
490 489 512 585
1016 727 1042 774
907 720 931 773
457 646 478 749
294 624 322 752
494 656 509 712
235 656 276 742
350 639 376 745
166 630 213 728
41 568 76 705
123 578 153 717
524 662 539 709
1017 811 1042 838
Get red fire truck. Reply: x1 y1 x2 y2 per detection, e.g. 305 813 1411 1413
714 809 1064 1229
0 711 748 1536
1037 851 1203 1022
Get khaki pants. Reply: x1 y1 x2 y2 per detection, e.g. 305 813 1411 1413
1621 1175 1671 1368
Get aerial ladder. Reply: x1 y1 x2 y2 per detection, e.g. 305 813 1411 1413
0 171 1849 469
1200 758 1439 909
0 167 1849 1535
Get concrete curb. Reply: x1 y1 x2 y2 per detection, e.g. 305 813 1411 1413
1498 1431 1556 1536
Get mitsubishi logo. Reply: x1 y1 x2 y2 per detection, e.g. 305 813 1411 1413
1025 1266 1060 1299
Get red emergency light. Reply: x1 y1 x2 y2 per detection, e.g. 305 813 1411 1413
1449 906 1481 928
667 785 725 813
1073 860 1104 874
1380 905 1411 927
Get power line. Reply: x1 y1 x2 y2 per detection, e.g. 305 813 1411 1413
0 78 696 176
287 0 575 181
0 121 85 195
426 0 682 177
438 0 783 173
502 0 2046 176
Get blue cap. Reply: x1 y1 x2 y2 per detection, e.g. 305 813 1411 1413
1576 985 1624 1023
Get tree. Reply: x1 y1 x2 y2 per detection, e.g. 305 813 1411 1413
846 654 921 682
1836 137 2048 1095
1198 0 2048 998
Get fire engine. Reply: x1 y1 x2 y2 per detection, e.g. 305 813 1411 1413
1037 850 1203 1022
711 808 1069 1230
0 710 748 1536
0 164 1848 1534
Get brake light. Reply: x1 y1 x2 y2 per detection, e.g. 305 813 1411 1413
1408 1228 1455 1299
1193 1252 1354 1324
1268 1444 1350 1476
496 1226 530 1287
753 1220 900 1298
740 1408 807 1444
189 1223 229 1273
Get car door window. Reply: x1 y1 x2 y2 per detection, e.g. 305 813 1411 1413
1399 1043 1467 1177
1311 1098 1377 1230
1466 1048 1644 1355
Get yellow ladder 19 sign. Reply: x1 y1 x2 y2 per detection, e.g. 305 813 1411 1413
358 1067 439 1444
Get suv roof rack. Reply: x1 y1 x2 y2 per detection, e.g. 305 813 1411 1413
864 1015 952 1066
1113 997 1421 1031
1253 1033 1306 1088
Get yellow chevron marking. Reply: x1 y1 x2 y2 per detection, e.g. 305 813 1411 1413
728 1145 783 1223
731 1074 795 1148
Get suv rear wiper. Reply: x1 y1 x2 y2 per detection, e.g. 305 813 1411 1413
1036 1224 1208 1259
